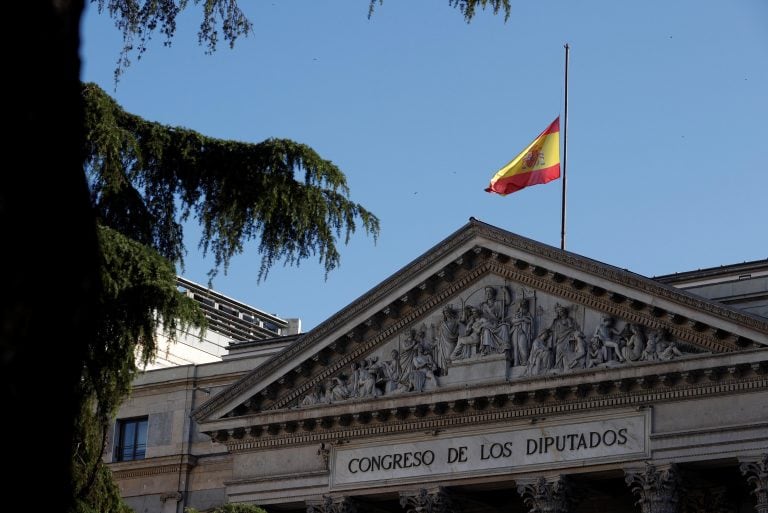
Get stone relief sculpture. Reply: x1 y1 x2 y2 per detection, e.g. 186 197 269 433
400 326 430 378
359 357 383 398
593 315 623 362
656 338 689 360
620 324 646 362
525 328 553 376
381 349 402 393
409 343 439 392
550 303 581 371
450 306 484 361
297 285 702 407
432 306 459 375
478 286 512 356
510 299 533 366
563 331 587 369
301 384 324 406
586 335 608 368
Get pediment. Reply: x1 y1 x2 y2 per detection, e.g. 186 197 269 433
192 219 767 438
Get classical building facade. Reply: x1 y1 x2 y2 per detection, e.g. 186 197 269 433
108 219 768 513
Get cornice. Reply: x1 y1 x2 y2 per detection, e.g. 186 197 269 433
109 454 197 479
203 352 768 451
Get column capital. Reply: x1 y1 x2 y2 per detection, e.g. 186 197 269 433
516 475 573 513
624 462 680 513
306 495 357 513
399 486 456 513
740 454 768 513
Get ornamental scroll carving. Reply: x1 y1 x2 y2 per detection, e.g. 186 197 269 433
306 496 357 513
399 487 455 513
299 283 702 407
624 463 680 513
740 454 768 513
517 475 573 513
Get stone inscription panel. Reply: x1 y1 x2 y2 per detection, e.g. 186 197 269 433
331 413 648 487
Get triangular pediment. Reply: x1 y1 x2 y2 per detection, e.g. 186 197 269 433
192 219 767 438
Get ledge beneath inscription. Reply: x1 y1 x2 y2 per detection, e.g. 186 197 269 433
330 411 649 488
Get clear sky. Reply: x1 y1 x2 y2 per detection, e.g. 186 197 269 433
81 0 768 332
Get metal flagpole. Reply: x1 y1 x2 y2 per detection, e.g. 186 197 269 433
560 43 570 251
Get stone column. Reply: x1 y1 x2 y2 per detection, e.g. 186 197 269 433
740 454 768 513
624 463 680 513
399 486 456 513
516 475 573 513
306 495 357 513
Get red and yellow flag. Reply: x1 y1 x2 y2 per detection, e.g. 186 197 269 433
485 117 561 195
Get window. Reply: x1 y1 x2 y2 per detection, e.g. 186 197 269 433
115 417 148 461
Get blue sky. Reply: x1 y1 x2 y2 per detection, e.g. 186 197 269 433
81 0 768 332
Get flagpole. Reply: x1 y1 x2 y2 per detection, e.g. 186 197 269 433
560 43 570 251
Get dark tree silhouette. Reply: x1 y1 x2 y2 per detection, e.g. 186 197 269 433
2 1 509 511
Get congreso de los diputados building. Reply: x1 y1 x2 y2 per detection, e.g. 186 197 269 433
108 219 768 513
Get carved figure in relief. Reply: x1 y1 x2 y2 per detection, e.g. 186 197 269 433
641 330 662 361
433 305 459 375
382 349 403 393
450 306 483 361
359 357 383 398
510 299 533 366
593 315 623 362
525 328 552 376
657 339 686 360
586 335 608 368
400 326 431 379
301 383 324 406
322 379 335 403
347 361 362 398
563 331 587 369
550 303 580 370
323 377 348 403
409 343 439 392
620 324 646 362
478 286 511 356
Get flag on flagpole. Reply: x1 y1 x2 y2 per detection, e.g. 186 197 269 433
485 117 561 196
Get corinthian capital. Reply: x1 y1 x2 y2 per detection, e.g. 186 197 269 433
624 463 680 513
516 475 573 513
306 495 357 513
399 486 455 513
740 454 768 513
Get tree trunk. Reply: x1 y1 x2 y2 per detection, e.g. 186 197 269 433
2 1 99 511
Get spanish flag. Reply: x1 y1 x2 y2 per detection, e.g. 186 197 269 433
485 117 561 195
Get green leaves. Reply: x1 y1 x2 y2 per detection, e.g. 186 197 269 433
93 0 252 83
368 0 511 22
83 82 380 282
72 226 205 513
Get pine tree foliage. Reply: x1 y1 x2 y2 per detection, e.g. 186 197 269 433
93 0 511 81
72 225 205 513
76 81 378 510
83 82 380 281
368 0 511 21
94 0 253 82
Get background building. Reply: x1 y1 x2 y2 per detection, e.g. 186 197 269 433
142 276 301 370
